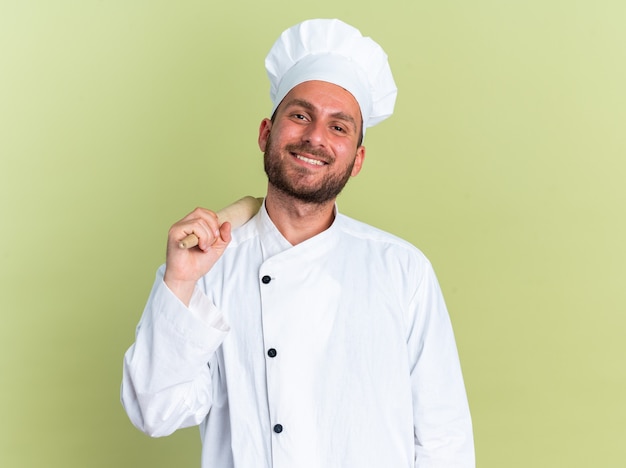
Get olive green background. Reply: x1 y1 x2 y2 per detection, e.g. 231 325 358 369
1 1 624 467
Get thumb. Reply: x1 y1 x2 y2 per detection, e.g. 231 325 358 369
214 221 232 250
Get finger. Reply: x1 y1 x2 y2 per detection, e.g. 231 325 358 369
170 217 216 251
192 221 218 251
219 221 232 244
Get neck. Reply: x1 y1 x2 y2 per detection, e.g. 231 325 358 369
264 186 336 245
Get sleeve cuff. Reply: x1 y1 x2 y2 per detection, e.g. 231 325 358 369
146 277 230 351
188 285 230 332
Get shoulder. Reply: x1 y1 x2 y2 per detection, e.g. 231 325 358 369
335 213 432 267
227 212 263 248
334 214 442 304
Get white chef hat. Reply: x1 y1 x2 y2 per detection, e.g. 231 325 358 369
265 19 397 136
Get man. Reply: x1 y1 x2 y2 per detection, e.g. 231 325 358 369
122 18 475 468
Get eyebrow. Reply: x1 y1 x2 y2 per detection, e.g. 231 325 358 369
283 98 358 132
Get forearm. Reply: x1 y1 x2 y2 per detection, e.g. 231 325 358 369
409 266 475 467
121 269 229 437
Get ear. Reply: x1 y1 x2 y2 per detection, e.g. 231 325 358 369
258 118 272 152
350 145 366 177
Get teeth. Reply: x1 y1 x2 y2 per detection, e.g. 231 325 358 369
296 154 325 166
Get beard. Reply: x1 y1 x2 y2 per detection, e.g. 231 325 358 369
263 137 356 205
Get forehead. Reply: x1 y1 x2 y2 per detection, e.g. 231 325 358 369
277 80 362 122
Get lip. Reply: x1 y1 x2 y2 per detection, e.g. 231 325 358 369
291 152 328 167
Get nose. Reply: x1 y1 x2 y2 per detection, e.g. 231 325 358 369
302 120 326 147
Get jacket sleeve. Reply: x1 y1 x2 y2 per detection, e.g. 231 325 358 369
121 265 229 437
407 261 475 468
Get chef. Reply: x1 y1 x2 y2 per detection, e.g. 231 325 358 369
122 18 475 468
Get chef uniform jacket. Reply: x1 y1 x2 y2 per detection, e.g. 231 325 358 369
122 204 475 468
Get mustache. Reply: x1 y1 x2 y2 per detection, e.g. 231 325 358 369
284 143 333 162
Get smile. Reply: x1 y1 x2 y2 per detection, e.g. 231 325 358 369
294 154 326 166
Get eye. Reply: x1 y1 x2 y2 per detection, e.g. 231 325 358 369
293 113 307 120
332 125 345 133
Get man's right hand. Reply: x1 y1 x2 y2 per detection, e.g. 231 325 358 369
163 207 232 306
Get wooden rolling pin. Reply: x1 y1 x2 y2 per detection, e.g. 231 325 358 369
178 196 264 249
